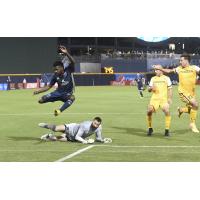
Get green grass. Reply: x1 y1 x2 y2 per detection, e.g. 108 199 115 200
1 86 200 161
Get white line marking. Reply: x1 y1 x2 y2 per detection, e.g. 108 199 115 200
0 112 144 116
1 145 200 152
96 145 200 148
55 145 95 162
0 112 182 116
0 149 90 152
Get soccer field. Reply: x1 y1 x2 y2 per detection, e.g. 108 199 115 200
1 86 200 162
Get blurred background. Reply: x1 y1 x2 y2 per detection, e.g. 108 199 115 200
1 37 200 89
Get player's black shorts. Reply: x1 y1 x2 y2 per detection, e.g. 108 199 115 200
42 90 73 103
137 86 143 91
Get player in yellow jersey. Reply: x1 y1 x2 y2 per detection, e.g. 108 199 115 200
153 54 200 133
147 65 172 136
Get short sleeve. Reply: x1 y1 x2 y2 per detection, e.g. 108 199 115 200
149 78 153 87
166 77 172 88
192 65 200 73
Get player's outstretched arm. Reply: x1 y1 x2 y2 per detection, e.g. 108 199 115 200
33 85 51 95
59 45 75 64
153 65 174 74
95 129 112 143
75 128 90 144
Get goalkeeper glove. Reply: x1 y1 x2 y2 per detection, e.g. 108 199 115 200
87 138 95 144
82 138 95 144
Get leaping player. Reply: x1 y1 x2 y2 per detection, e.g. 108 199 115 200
33 46 75 116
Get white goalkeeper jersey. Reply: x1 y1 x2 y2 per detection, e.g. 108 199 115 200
65 121 103 142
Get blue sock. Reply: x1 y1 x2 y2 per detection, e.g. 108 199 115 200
60 99 74 112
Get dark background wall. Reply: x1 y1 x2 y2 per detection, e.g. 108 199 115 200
101 58 147 72
0 38 57 73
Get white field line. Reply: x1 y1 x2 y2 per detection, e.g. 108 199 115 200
0 112 182 116
2 145 200 152
1 145 200 152
0 112 146 116
54 145 200 162
97 145 200 148
55 145 95 162
0 149 92 152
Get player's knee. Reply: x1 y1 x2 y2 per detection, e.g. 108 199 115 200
191 101 198 110
69 95 75 102
39 96 48 104
193 104 198 110
147 107 153 115
54 126 60 132
163 109 170 115
38 98 44 104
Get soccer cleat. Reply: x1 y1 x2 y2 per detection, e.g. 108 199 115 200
38 123 48 128
40 133 57 141
189 123 200 133
164 129 170 137
54 109 61 116
147 128 153 136
177 107 183 118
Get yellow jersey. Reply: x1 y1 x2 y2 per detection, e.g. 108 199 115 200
174 65 200 95
149 75 172 100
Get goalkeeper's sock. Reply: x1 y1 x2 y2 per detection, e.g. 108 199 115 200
190 109 197 123
147 115 152 128
41 124 56 131
39 123 57 132
165 115 171 130
46 124 56 131
60 99 75 112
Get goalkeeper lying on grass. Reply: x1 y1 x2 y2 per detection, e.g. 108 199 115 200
39 117 112 144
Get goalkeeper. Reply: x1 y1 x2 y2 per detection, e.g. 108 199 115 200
39 117 112 144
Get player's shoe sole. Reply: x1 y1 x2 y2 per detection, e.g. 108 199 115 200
189 123 200 133
40 133 57 141
40 133 51 141
38 123 48 128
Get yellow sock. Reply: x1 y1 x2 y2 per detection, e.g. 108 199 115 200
190 109 197 123
165 115 171 130
147 115 152 128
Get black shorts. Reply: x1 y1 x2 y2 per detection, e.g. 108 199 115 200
42 91 73 103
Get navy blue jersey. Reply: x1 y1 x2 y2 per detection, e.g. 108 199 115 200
135 78 143 88
50 71 74 93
